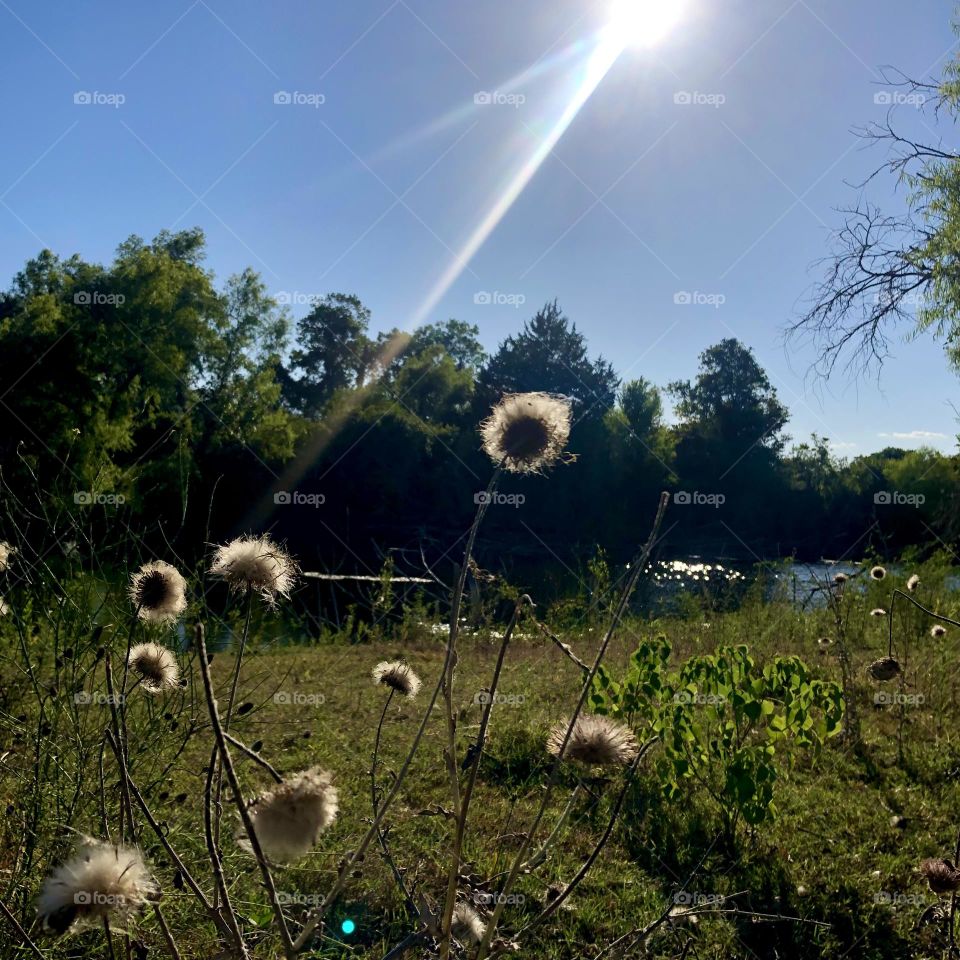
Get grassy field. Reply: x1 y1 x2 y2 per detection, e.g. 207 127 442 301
3 556 960 959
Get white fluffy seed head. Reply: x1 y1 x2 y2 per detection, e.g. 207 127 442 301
37 839 158 935
0 597 8 617
870 565 887 581
241 767 338 863
372 660 422 699
907 574 921 592
129 561 187 623
127 642 180 694
480 392 571 474
931 624 948 639
547 714 639 767
451 902 485 944
210 535 297 602
870 608 887 618
0 541 13 573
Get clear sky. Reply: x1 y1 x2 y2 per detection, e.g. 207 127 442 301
1 0 956 455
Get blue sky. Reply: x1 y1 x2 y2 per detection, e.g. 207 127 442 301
1 0 956 455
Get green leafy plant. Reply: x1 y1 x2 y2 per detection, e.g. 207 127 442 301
591 637 843 840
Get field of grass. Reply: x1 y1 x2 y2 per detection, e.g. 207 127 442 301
4 553 960 959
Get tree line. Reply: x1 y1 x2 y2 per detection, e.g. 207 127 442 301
0 229 956 584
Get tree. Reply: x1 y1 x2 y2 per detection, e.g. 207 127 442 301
194 268 297 462
0 230 298 547
478 300 619 418
789 47 960 376
621 378 665 444
406 319 486 372
282 293 373 417
669 339 789 451
667 340 790 548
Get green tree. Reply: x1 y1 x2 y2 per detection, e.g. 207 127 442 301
283 293 373 416
406 319 486 372
478 300 619 417
669 339 789 451
791 31 960 376
0 230 297 539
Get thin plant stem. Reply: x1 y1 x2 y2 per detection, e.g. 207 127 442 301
475 491 669 960
534 618 590 674
103 916 117 960
371 689 394 816
154 904 183 960
117 604 142 768
439 595 528 955
436 467 502 959
104 730 226 935
516 738 658 936
196 623 294 959
950 827 960 956
292 468 502 953
98 736 111 842
371 689 416 914
0 899 44 960
212 588 255 907
203 741 246 956
104 655 135 843
223 731 283 783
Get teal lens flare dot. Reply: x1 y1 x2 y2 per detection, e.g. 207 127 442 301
341 919 356 936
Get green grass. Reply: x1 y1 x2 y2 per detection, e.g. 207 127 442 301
3 562 960 959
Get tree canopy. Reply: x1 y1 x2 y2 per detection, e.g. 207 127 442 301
0 230 955 581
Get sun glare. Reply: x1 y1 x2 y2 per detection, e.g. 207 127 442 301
608 0 686 48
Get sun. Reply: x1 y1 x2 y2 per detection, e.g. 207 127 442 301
607 0 686 48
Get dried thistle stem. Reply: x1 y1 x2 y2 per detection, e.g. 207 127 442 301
439 594 529 956
293 468 503 954
104 730 228 939
475 492 669 960
212 588 255 904
517 738 658 936
196 622 294 959
0 899 44 960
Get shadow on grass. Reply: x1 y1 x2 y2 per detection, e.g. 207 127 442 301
622 774 918 960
